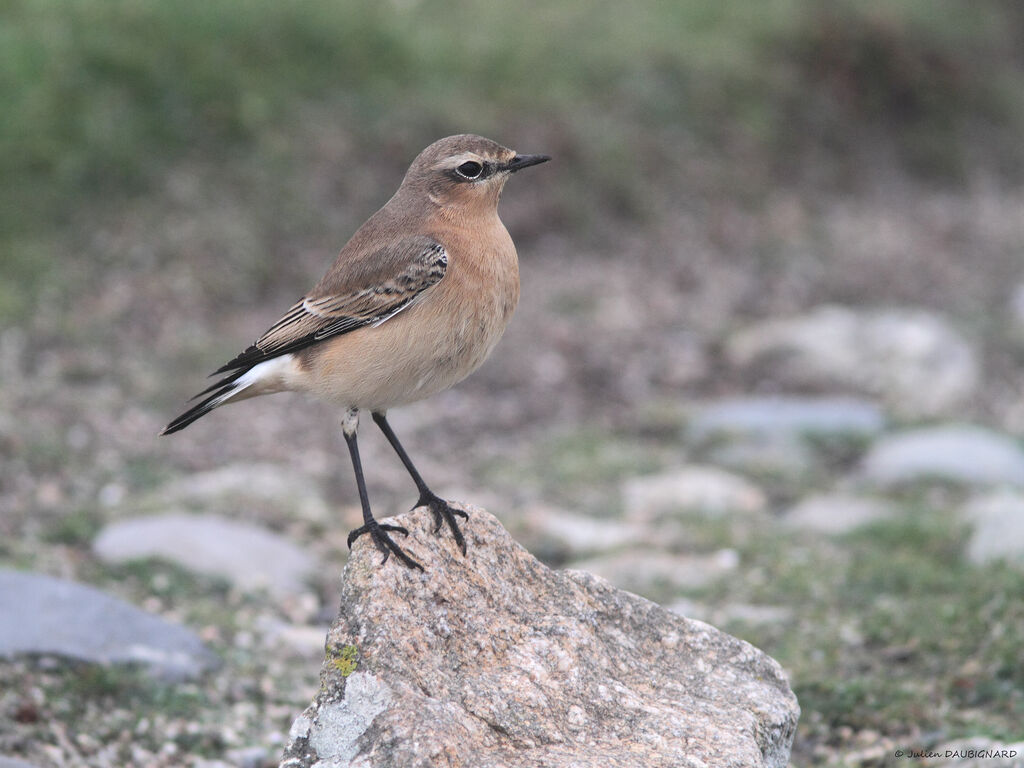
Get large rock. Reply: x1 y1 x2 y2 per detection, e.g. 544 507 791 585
93 513 316 598
860 425 1024 488
0 570 219 680
280 508 799 768
725 305 979 419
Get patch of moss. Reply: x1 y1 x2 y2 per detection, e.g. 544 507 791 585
328 644 359 678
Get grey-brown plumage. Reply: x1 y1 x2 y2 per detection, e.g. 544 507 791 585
162 134 549 569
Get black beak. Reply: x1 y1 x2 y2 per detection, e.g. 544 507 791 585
505 153 551 173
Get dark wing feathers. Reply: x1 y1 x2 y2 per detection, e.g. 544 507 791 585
212 238 447 375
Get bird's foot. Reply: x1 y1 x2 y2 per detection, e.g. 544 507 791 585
347 521 424 571
416 493 469 555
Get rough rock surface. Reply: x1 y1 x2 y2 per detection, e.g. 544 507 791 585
280 507 799 768
0 569 219 680
93 513 316 598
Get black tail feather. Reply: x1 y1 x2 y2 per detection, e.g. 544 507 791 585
161 383 237 435
190 368 248 401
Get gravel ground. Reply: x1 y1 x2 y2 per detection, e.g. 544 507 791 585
2 127 1023 766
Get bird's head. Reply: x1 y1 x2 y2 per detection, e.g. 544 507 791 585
399 134 550 215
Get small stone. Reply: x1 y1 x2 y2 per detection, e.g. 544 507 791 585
702 434 817 481
93 513 316 598
259 620 329 658
623 465 766 521
0 757 42 768
0 570 219 680
159 463 331 522
569 548 741 594
860 425 1024 488
225 746 269 768
1010 283 1024 334
961 490 1024 564
667 600 793 627
689 396 886 441
726 305 979 419
279 508 799 768
517 504 646 559
784 494 893 535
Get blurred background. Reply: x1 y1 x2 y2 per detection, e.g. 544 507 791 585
2 0 1024 765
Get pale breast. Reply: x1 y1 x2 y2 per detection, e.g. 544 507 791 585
294 221 520 411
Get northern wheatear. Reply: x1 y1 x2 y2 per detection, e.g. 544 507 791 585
162 135 549 570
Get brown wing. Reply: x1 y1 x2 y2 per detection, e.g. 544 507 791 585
212 236 447 376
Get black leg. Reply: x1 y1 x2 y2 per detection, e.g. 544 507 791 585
372 411 469 555
343 411 423 571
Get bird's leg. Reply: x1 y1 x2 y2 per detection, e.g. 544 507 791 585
343 409 424 571
371 411 468 555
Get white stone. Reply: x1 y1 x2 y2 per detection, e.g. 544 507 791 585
1010 283 1024 332
160 463 331 522
726 305 979 419
623 465 766 520
703 434 817 480
518 505 646 557
570 548 740 594
860 425 1024 488
667 600 794 627
93 513 316 597
0 569 218 680
689 395 885 440
961 490 1024 564
784 494 893 535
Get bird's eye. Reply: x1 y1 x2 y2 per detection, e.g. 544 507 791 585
456 161 483 179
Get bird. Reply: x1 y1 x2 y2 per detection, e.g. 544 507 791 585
161 134 550 571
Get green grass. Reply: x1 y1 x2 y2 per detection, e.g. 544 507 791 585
704 509 1024 747
482 426 664 511
3 0 1024 322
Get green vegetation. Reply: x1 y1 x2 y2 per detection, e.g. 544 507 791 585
482 426 665 513
4 0 1024 321
696 505 1024 749
328 643 359 678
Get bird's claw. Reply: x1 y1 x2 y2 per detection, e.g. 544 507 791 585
416 494 468 555
347 521 423 571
